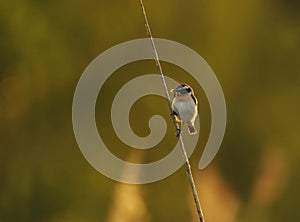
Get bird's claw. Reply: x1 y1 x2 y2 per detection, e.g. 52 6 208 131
176 128 181 137
171 111 178 116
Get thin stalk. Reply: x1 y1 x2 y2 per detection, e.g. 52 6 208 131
139 1 205 221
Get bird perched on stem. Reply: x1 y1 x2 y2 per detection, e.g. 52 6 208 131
171 84 198 135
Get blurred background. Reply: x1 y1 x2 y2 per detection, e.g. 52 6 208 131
0 0 299 221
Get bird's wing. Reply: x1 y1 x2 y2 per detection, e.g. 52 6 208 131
191 94 198 105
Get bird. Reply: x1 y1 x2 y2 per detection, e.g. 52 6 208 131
171 84 198 135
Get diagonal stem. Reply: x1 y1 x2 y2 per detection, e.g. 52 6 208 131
139 0 205 221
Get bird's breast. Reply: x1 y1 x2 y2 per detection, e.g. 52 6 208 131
173 97 197 122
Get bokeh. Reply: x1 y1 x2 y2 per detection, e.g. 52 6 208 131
0 0 299 221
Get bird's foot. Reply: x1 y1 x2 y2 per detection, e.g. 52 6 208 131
176 128 181 137
171 111 178 116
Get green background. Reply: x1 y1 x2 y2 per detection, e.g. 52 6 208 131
1 0 299 221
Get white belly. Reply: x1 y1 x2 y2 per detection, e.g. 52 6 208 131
173 99 197 123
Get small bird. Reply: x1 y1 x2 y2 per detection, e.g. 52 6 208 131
171 84 198 135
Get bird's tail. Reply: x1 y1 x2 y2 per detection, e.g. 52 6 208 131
187 122 197 135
